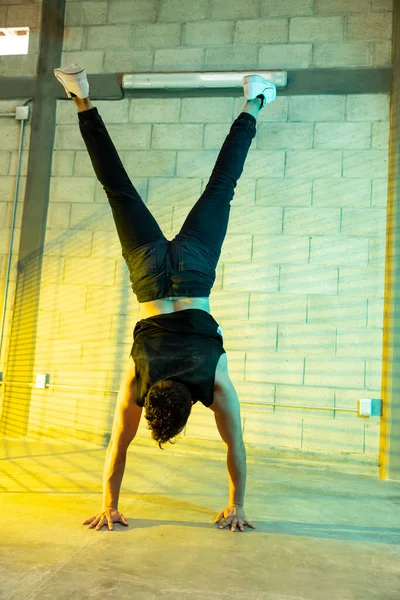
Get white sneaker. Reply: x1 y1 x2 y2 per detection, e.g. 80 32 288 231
242 74 276 110
53 63 89 99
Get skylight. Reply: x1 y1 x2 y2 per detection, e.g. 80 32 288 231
0 28 29 55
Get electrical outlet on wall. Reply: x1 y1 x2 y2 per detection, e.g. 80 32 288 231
358 398 382 418
35 373 50 389
16 106 30 121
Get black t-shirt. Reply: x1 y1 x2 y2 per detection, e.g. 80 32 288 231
130 309 226 408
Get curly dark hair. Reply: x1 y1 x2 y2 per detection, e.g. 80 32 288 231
144 379 192 450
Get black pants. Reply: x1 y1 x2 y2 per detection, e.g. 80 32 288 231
78 108 257 302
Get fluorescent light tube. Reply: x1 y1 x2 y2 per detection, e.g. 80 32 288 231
122 71 287 91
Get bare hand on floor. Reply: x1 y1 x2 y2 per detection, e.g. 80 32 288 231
214 504 255 532
83 508 128 531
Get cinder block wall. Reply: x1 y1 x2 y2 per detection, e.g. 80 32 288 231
2 0 393 458
0 1 40 417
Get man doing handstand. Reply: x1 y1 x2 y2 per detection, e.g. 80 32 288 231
54 64 276 532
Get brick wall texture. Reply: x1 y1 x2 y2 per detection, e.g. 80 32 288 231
0 0 393 458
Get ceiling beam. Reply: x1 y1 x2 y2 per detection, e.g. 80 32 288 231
0 67 392 102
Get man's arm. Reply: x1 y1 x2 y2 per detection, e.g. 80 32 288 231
210 375 247 507
83 361 143 530
103 361 142 510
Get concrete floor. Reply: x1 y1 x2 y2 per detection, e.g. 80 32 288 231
1 436 400 600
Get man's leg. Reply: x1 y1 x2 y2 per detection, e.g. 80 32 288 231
74 95 165 258
241 98 263 119
175 98 261 264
